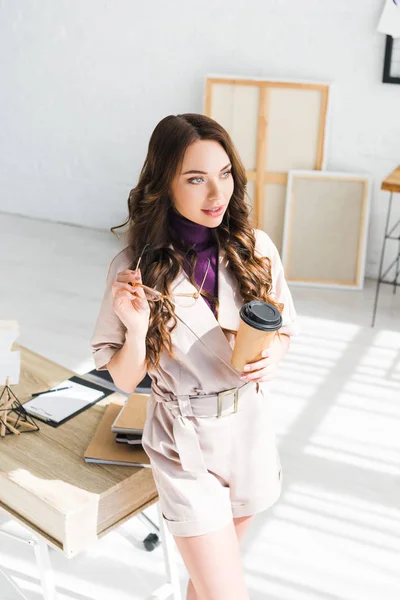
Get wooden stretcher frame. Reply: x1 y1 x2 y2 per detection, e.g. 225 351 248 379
282 170 371 290
204 74 332 250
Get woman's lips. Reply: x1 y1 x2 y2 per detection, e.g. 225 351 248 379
201 205 225 217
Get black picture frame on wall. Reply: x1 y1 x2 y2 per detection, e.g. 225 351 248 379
383 35 400 84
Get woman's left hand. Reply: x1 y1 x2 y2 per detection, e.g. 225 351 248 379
239 335 290 383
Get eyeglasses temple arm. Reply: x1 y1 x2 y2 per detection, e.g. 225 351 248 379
135 243 151 271
196 258 211 297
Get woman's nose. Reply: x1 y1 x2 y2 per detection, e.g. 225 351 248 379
207 179 224 200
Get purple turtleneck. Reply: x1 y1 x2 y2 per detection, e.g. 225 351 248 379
169 209 218 315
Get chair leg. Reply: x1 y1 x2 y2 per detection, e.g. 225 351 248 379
145 504 182 600
138 509 160 532
372 192 393 327
393 237 400 295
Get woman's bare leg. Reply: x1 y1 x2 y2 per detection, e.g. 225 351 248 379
232 514 255 544
180 515 255 600
186 578 199 600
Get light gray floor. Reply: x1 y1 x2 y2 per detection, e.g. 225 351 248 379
1 212 399 600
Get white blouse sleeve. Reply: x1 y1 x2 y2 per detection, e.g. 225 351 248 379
255 229 300 337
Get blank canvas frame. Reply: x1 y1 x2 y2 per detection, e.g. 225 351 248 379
282 171 371 289
204 75 331 252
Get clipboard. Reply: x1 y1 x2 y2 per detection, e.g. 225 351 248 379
22 375 114 427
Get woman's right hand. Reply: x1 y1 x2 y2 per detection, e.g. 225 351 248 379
111 268 151 335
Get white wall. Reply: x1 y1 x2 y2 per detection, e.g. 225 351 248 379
0 0 398 278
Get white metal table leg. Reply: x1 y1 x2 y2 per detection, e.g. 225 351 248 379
0 567 29 600
30 536 57 600
146 503 182 600
0 521 56 600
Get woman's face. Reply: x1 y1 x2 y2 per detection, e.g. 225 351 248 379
170 140 234 227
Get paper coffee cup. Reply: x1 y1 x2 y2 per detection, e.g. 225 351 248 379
231 301 283 372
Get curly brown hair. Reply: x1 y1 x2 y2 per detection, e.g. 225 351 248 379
111 113 283 369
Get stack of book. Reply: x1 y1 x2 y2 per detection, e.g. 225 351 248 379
84 393 151 468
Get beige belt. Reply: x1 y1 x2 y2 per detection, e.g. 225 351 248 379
156 381 258 475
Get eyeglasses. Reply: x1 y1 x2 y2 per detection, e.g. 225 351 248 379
129 243 211 308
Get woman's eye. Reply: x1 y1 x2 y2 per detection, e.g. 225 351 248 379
188 171 231 184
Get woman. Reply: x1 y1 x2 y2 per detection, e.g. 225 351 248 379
91 113 299 600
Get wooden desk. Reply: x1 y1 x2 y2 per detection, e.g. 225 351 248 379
0 346 181 599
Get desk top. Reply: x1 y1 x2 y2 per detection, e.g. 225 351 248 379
0 345 158 557
381 165 400 193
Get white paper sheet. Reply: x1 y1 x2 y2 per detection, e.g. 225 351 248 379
0 321 20 385
378 0 400 38
0 320 19 353
0 351 20 386
23 379 105 423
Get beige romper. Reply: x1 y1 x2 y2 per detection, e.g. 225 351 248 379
91 228 299 537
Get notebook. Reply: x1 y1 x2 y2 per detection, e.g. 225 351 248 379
84 403 151 467
22 376 113 427
111 392 149 434
116 433 143 445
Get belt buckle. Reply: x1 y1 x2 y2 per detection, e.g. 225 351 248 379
217 387 239 418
